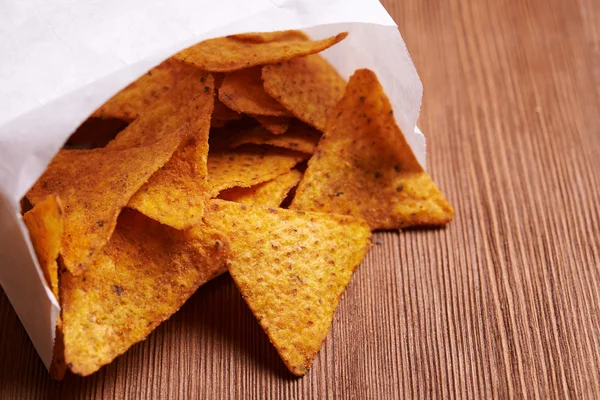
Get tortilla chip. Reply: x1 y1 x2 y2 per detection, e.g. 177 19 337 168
92 58 195 122
61 210 229 376
262 54 346 132
176 32 348 73
207 146 307 196
21 195 67 380
203 200 371 376
229 124 321 154
27 70 209 275
219 67 292 117
212 99 242 127
127 74 214 229
291 69 454 229
218 170 302 207
230 30 308 43
251 115 290 134
22 194 64 300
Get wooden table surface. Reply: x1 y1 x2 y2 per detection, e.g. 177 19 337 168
1 0 599 398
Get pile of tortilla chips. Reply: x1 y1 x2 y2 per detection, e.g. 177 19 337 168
22 29 453 379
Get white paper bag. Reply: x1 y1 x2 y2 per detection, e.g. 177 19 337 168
0 0 425 369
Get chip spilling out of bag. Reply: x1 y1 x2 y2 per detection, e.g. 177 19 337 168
61 210 229 376
203 200 371 376
291 69 454 229
21 28 453 380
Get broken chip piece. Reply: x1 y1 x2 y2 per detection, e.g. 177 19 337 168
176 32 348 72
61 210 229 376
127 73 214 229
251 114 291 134
203 200 371 376
291 69 454 229
207 145 307 196
219 67 292 117
218 170 302 207
22 194 64 301
27 70 210 275
228 124 321 154
262 54 346 132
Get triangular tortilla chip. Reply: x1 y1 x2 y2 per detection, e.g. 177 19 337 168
218 170 302 207
22 194 64 300
207 146 307 196
27 70 209 275
61 210 229 376
262 54 346 132
251 115 290 134
291 69 454 229
92 58 196 122
176 32 347 72
219 67 292 117
229 124 321 154
203 200 371 376
127 74 214 229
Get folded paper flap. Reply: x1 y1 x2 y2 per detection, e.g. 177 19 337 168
0 0 424 371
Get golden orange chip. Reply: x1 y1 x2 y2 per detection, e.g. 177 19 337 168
176 32 348 73
230 30 308 43
291 69 454 229
251 115 290 134
22 194 64 300
229 124 321 154
262 54 346 132
212 99 242 127
22 194 67 380
218 170 302 207
61 210 229 376
219 67 292 117
207 146 307 196
27 70 209 275
127 74 214 229
93 58 196 122
203 200 371 376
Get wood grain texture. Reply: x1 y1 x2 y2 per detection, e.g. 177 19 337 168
1 0 599 398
